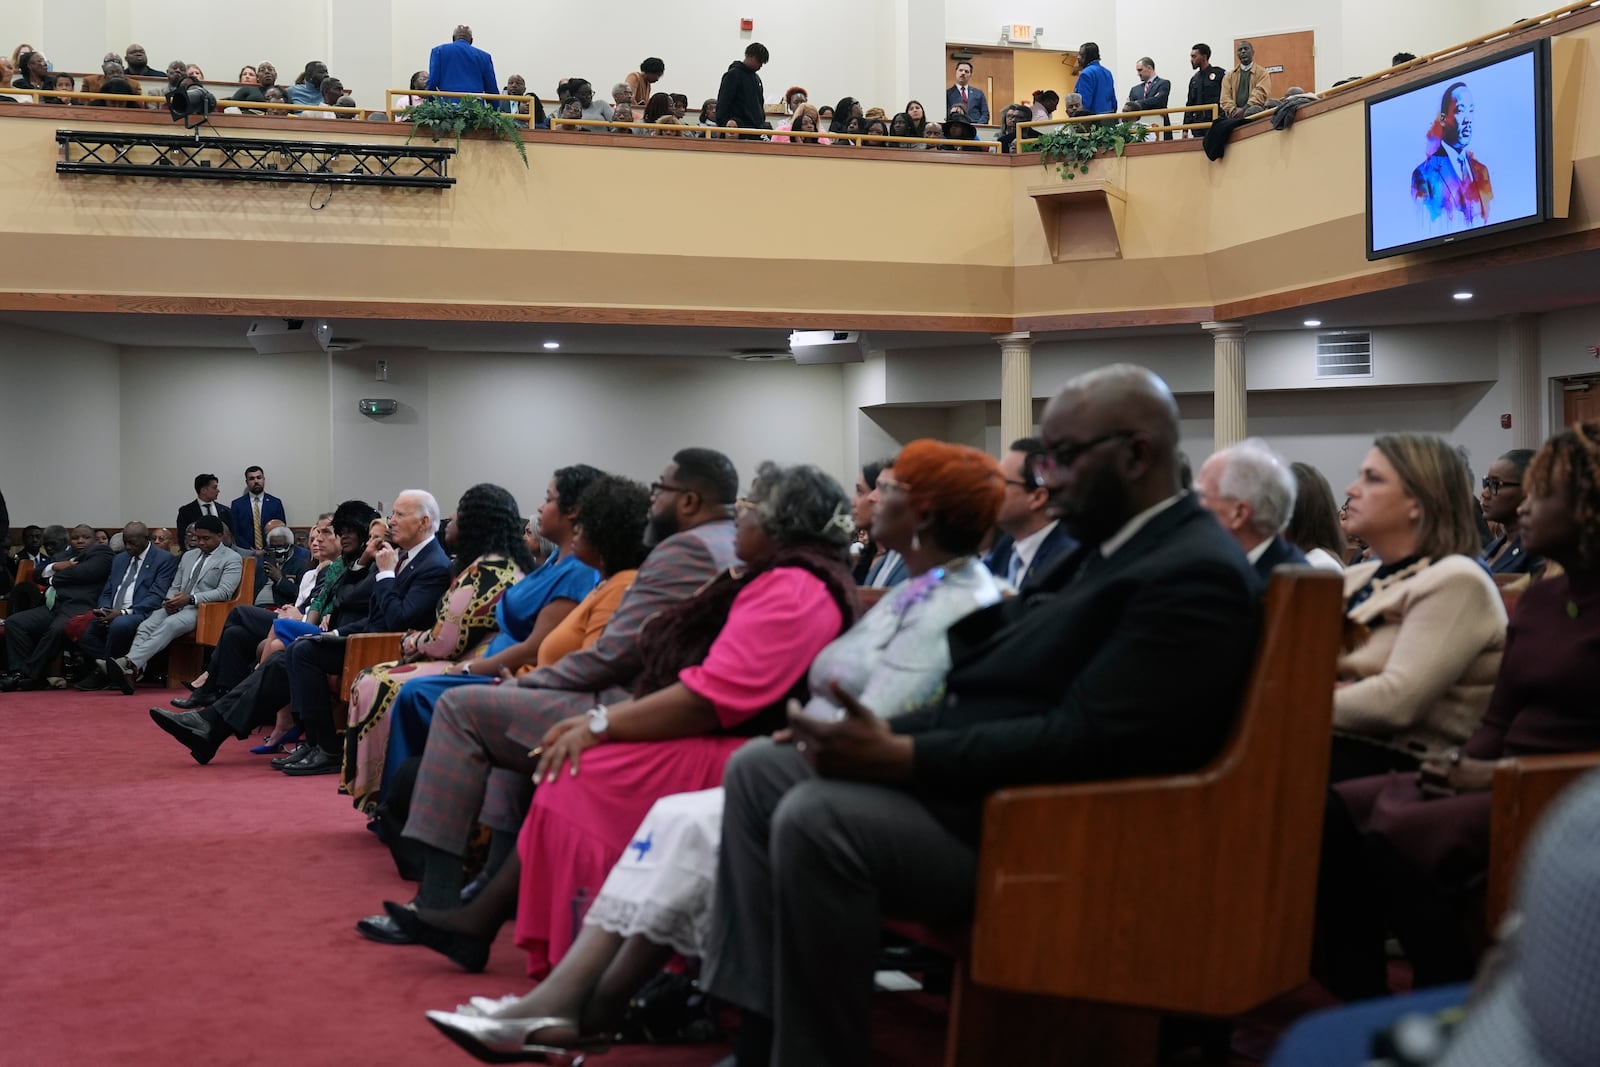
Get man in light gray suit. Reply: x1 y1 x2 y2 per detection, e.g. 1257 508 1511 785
102 515 241 694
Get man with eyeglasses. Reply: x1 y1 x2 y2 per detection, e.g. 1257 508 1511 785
355 448 742 944
1480 448 1540 575
700 364 1264 1067
984 437 1076 590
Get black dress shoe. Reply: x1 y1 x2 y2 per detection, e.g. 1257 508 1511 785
171 690 215 710
271 743 316 770
282 747 340 776
384 900 492 972
74 670 108 692
356 909 416 945
0 673 23 692
103 657 136 696
148 707 225 765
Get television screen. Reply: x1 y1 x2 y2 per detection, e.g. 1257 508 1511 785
1365 42 1550 260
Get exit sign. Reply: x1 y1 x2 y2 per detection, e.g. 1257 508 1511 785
1004 23 1037 44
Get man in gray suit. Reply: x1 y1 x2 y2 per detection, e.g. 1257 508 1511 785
102 515 241 694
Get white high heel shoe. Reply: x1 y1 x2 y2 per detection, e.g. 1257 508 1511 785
423 1010 605 1065
455 993 523 1017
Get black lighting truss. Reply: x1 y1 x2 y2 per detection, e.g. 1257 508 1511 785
55 129 456 188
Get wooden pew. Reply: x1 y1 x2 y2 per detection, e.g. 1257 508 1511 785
935 567 1344 1066
333 632 405 732
1486 751 1600 929
167 556 255 686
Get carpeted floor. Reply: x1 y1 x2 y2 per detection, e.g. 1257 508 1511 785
0 687 951 1066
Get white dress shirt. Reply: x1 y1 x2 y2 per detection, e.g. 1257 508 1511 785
377 533 436 581
1007 520 1061 585
117 548 150 609
1099 493 1186 558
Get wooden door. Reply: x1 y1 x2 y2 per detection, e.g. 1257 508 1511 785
947 47 1014 124
1234 30 1316 95
1565 379 1600 426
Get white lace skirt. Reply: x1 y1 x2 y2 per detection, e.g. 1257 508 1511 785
581 787 725 957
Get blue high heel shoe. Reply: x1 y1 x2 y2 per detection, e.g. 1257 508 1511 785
250 725 304 755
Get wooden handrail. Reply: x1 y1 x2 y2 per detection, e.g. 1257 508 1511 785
386 87 536 123
1319 0 1599 99
5 86 380 120
550 116 998 150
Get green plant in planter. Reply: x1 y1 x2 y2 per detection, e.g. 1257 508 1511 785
1024 119 1150 179
404 95 528 167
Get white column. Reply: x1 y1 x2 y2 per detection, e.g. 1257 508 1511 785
891 0 947 119
996 331 1033 449
1203 321 1249 450
1502 314 1544 449
329 0 393 112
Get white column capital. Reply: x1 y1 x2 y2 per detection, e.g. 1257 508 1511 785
992 331 1033 349
1201 321 1249 342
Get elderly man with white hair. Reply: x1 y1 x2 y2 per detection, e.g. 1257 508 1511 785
149 490 453 774
1195 438 1309 578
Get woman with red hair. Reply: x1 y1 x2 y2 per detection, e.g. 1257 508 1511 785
422 440 1009 1061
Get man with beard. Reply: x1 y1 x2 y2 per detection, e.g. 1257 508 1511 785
1411 81 1493 231
354 449 739 941
122 44 159 79
699 365 1264 1067
285 60 328 107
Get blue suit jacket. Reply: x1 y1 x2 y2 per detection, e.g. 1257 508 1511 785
96 548 180 618
985 522 1078 591
229 493 288 550
1253 535 1309 580
1075 61 1117 116
428 39 502 108
945 84 989 125
337 537 453 636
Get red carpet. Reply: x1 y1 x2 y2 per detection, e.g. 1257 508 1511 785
0 688 949 1066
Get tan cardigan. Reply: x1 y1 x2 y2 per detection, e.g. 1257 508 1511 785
1334 554 1506 758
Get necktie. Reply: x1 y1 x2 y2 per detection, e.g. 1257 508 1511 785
396 547 410 573
1143 80 1152 99
1236 69 1251 108
961 87 968 106
1007 551 1025 588
116 555 142 609
203 503 214 517
252 498 263 549
184 553 206 594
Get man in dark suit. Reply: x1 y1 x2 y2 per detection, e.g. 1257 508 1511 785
253 524 312 604
1125 56 1173 140
985 436 1077 590
356 448 742 940
74 522 180 690
700 365 1263 1066
427 24 502 109
945 60 989 125
1196 438 1309 579
1410 81 1492 231
176 473 234 545
150 493 450 774
229 465 288 553
1 524 115 691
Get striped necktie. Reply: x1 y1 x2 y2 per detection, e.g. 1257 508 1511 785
252 498 263 550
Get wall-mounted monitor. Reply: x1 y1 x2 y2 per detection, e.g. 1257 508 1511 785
1365 40 1551 260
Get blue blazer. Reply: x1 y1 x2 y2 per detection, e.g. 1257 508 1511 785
945 84 989 125
96 548 180 618
427 39 502 108
229 493 288 550
986 523 1078 590
338 537 453 636
1484 534 1540 575
1253 535 1309 580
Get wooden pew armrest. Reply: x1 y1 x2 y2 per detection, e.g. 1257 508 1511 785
1486 750 1600 927
193 601 234 646
339 632 404 696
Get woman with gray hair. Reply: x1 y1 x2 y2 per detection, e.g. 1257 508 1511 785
380 462 861 992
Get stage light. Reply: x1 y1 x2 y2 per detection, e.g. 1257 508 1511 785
166 77 216 129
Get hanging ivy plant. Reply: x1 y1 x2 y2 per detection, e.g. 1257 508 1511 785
404 96 528 167
1024 119 1150 179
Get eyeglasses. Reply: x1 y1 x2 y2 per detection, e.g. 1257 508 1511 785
1028 430 1137 484
1003 478 1031 490
1481 477 1521 495
650 481 690 497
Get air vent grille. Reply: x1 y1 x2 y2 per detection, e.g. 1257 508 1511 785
1315 331 1373 379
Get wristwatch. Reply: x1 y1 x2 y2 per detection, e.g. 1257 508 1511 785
586 704 610 740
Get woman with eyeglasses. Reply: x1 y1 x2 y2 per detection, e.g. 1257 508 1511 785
1317 422 1600 999
1328 433 1507 783
1480 448 1542 574
420 442 1007 1062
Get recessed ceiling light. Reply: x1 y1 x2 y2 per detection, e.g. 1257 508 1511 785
1303 318 1322 327
1453 291 1473 301
542 340 560 349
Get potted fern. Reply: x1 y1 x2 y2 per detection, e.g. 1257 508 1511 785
404 95 528 167
1025 118 1149 180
